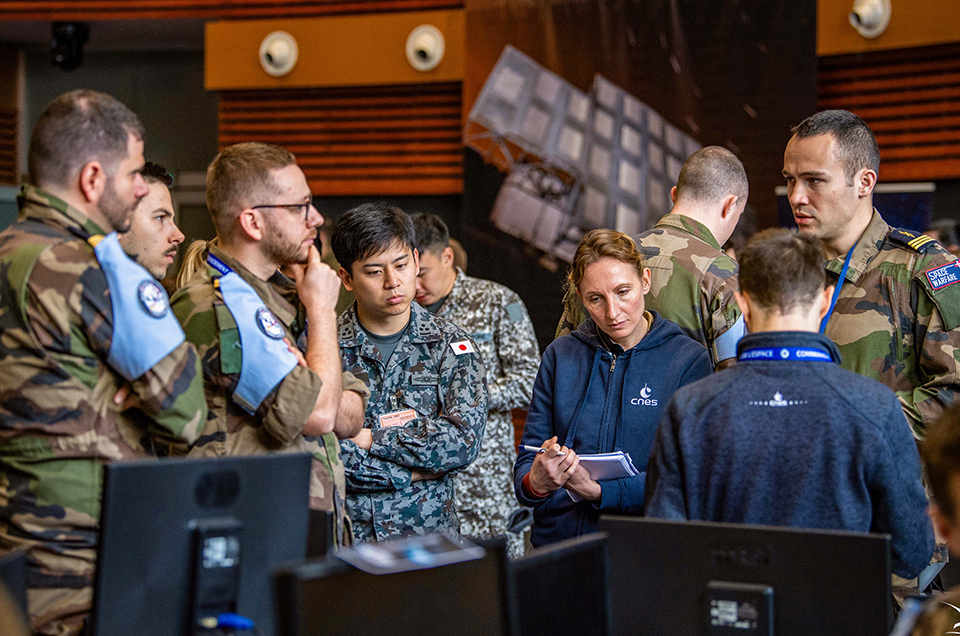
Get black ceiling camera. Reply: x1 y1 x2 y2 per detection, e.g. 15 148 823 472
51 22 90 71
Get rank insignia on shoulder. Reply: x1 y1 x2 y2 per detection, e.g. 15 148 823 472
256 307 286 340
925 261 960 291
450 340 476 355
137 280 169 318
889 228 940 253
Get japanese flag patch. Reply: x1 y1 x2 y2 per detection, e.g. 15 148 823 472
450 340 476 356
925 261 960 291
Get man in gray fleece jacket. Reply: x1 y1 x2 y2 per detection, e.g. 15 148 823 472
645 229 934 579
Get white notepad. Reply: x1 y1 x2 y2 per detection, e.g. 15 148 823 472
567 451 640 501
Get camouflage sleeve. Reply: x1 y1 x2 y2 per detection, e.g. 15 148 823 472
554 285 585 340
339 439 413 493
342 370 370 410
488 291 540 412
701 256 742 366
261 366 321 446
367 335 488 473
907 271 960 433
28 243 206 442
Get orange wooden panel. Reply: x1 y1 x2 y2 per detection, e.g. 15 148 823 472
818 0 960 56
206 9 464 90
0 0 461 21
218 82 464 196
0 109 16 185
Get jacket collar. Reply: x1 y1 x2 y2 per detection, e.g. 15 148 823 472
338 298 443 348
208 244 297 328
17 184 106 238
825 209 888 284
736 331 841 363
655 213 722 250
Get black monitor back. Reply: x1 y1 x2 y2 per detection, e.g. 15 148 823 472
274 542 510 636
92 453 312 636
600 516 891 636
509 533 611 636
0 549 28 616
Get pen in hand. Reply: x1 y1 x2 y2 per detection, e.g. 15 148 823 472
520 444 567 458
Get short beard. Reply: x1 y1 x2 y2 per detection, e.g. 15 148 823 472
262 213 309 267
99 175 137 233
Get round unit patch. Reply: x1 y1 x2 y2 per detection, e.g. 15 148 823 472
137 280 169 318
256 307 285 340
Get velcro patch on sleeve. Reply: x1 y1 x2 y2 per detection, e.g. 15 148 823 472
450 340 476 355
925 261 960 290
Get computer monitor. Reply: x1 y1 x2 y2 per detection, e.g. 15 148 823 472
91 453 312 636
274 537 511 636
599 516 892 636
509 533 612 636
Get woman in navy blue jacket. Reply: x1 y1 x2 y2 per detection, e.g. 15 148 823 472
514 229 712 547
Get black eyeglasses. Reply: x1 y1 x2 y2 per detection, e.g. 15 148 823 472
250 197 315 222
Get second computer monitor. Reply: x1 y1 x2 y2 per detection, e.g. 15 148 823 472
599 516 891 636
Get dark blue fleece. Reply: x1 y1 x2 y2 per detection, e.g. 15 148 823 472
514 311 711 547
645 331 935 579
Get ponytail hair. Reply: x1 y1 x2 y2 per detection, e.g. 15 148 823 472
175 237 217 291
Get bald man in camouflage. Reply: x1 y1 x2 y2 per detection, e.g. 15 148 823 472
556 146 747 369
0 90 207 635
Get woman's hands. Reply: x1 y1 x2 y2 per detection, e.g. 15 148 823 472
528 436 602 501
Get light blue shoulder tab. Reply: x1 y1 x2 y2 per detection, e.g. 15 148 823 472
218 271 298 414
93 233 185 380
712 313 745 365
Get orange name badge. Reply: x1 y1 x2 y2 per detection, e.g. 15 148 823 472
378 408 417 428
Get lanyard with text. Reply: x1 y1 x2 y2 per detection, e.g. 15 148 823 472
819 245 855 334
739 347 834 362
207 252 233 277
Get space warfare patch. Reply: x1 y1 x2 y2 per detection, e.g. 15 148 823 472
256 307 286 340
925 261 960 291
137 280 169 318
450 340 476 355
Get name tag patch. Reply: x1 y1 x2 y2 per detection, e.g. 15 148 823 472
379 408 417 428
925 261 960 290
450 340 475 355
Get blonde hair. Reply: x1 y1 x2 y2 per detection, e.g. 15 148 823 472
567 229 644 294
174 238 217 291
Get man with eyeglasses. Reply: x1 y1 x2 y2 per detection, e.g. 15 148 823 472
170 142 369 546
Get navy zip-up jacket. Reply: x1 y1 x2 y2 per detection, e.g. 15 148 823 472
645 331 935 579
514 311 711 547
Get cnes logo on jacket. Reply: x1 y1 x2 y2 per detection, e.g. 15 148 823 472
631 383 658 407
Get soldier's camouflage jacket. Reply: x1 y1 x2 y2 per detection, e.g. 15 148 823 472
338 301 488 543
433 270 539 558
170 245 369 546
0 186 207 634
555 214 741 367
823 210 960 438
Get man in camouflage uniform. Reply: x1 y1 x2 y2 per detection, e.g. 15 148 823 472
171 142 369 545
0 90 207 635
556 146 747 369
783 110 960 436
332 202 488 542
783 109 960 582
411 212 539 558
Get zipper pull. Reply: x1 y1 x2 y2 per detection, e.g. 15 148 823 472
610 355 617 373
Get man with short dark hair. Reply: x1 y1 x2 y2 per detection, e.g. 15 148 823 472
556 145 747 369
118 161 184 280
332 202 488 543
170 142 369 545
782 109 960 436
411 212 539 557
645 229 934 580
0 90 207 634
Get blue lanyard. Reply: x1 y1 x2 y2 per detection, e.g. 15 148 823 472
207 252 233 276
819 245 855 334
739 347 834 362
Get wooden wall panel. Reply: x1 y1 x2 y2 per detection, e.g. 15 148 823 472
818 0 960 57
219 83 463 195
0 0 461 21
206 9 464 90
0 110 16 185
819 43 960 182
